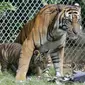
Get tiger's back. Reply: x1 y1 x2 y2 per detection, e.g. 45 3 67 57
15 19 35 44
15 4 59 45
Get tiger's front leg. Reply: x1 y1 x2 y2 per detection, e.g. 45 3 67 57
58 47 64 77
16 39 34 81
50 47 64 78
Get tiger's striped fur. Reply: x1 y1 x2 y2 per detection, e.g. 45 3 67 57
15 4 82 80
0 43 21 72
0 43 49 76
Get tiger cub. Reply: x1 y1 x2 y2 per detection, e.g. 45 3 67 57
28 50 52 76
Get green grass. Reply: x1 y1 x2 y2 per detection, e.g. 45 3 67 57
0 72 56 85
0 68 84 85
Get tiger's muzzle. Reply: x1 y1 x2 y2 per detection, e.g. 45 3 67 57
59 15 82 40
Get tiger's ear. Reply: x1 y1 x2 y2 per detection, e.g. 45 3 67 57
74 3 80 6
74 3 81 14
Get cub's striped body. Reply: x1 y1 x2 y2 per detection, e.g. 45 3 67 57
0 43 21 72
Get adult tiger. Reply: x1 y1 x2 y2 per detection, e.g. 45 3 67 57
15 4 82 80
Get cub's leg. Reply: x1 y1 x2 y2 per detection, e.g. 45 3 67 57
1 50 8 72
1 59 8 72
36 66 42 76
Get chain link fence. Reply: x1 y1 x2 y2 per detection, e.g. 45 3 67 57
0 0 85 70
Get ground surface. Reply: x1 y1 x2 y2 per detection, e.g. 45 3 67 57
0 67 85 85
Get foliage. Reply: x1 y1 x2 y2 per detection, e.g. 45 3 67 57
41 0 59 5
0 2 16 14
41 0 75 5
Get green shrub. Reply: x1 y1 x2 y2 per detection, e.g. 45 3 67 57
0 2 16 14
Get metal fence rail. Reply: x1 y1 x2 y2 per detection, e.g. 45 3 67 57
0 0 85 70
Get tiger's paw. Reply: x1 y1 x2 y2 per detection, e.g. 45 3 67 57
16 73 26 81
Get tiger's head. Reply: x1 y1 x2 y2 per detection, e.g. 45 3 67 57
58 3 82 39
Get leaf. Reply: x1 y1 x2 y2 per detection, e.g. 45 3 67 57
0 2 16 13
